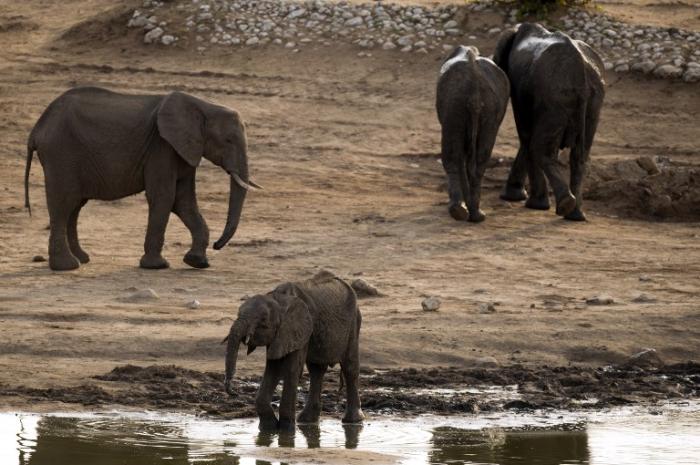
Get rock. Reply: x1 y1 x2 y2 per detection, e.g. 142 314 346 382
614 63 630 73
245 37 259 45
128 14 149 28
623 348 664 369
639 275 653 282
421 296 441 312
161 35 176 45
186 299 200 309
475 356 500 367
382 41 396 50
32 255 46 262
443 20 458 29
631 60 656 74
287 8 307 20
487 27 501 36
345 17 363 27
351 279 380 297
636 156 661 175
683 67 700 83
654 64 683 79
585 295 615 305
478 302 496 313
632 294 657 303
143 27 163 44
123 288 159 302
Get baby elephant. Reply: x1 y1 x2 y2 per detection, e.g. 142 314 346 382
223 271 364 431
436 46 509 222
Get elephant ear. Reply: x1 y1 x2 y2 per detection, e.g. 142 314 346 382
157 92 204 167
492 26 518 73
267 295 313 360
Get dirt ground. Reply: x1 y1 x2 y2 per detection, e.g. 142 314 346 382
0 0 698 415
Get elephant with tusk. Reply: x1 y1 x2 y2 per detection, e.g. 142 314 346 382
223 271 364 432
25 86 262 271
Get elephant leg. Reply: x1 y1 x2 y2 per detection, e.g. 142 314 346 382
140 180 176 269
524 154 550 211
297 362 328 424
172 175 210 269
279 349 306 432
440 125 468 221
466 145 490 223
340 347 364 424
501 144 529 202
533 137 576 217
256 359 283 431
67 200 89 264
45 183 80 271
566 147 588 221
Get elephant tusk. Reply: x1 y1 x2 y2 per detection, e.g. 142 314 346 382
232 173 263 191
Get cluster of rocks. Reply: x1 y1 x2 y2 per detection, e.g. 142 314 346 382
561 9 700 83
126 0 700 82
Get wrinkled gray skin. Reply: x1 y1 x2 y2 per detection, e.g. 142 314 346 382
224 271 364 432
494 23 605 221
25 86 260 271
437 45 510 222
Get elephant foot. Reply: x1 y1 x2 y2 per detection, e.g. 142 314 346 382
555 194 577 217
565 207 587 222
49 253 80 271
183 252 209 269
448 202 468 221
258 416 280 432
500 185 527 202
297 407 321 424
72 248 90 264
342 408 365 424
278 418 296 432
525 196 551 211
468 209 486 223
139 254 170 270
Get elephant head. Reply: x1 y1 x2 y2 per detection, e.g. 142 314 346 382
224 292 313 396
157 92 262 251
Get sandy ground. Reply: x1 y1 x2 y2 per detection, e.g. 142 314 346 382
0 0 699 417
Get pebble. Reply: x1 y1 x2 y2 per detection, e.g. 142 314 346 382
637 156 661 175
632 294 657 303
585 295 615 305
623 348 664 368
125 0 700 83
186 299 200 309
31 255 46 262
123 288 159 302
351 278 381 297
421 297 441 312
478 302 496 314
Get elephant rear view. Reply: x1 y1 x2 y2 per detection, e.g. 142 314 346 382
436 46 509 223
224 271 364 431
494 23 605 221
25 86 261 271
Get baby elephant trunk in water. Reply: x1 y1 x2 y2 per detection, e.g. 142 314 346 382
223 322 246 395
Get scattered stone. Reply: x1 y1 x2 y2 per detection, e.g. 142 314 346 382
623 348 665 369
123 288 159 302
382 41 396 50
639 275 653 282
654 64 683 79
31 255 46 262
421 297 441 312
637 156 661 175
161 34 176 45
351 279 381 298
632 294 657 303
186 299 200 309
478 302 496 314
585 295 615 305
143 27 163 44
474 356 499 367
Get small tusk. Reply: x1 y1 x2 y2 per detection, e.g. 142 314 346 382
242 335 250 345
232 173 262 191
248 179 264 190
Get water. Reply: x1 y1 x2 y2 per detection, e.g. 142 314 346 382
1 402 698 465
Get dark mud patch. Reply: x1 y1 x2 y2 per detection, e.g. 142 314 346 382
1 362 697 418
585 158 700 221
57 4 136 46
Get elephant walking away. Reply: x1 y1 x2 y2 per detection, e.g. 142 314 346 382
436 45 509 223
25 86 261 271
223 271 364 431
494 23 605 221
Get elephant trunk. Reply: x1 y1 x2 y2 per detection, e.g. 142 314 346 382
213 176 247 250
224 321 246 396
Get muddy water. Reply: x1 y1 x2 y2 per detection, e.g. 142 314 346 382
1 402 698 465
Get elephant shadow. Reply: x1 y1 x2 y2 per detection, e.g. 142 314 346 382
255 424 363 450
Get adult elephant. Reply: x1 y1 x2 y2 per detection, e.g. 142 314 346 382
223 271 364 431
494 23 605 220
25 86 261 271
437 45 509 223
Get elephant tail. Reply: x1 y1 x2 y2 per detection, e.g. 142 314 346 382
25 137 36 217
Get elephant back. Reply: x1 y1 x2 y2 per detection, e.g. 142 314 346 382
287 272 358 365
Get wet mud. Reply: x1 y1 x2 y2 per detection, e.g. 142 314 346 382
1 362 697 418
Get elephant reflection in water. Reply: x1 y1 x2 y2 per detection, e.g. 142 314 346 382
428 426 589 465
255 423 362 450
